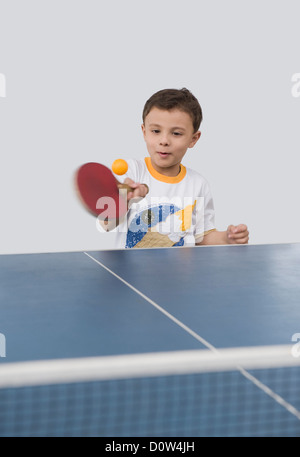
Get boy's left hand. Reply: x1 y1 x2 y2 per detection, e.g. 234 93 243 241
226 224 249 244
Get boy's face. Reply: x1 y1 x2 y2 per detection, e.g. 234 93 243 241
141 107 201 176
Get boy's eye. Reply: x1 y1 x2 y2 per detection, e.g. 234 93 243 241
150 129 182 135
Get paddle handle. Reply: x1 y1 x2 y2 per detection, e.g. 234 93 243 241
117 182 149 194
117 183 134 192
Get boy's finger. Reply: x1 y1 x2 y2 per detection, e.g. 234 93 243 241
235 224 248 233
235 236 249 244
124 177 138 187
139 184 149 197
141 183 149 195
231 230 249 239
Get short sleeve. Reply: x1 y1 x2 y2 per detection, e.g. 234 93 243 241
194 181 216 241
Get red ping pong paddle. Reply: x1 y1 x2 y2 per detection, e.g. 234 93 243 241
75 162 146 220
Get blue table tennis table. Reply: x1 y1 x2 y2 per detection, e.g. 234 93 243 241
0 243 300 438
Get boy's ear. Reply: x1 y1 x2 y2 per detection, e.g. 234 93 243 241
141 124 146 138
189 131 201 148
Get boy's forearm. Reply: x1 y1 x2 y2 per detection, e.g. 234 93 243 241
196 230 228 246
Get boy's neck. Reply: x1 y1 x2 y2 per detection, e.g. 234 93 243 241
149 159 181 177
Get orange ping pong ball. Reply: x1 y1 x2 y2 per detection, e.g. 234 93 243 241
112 159 128 175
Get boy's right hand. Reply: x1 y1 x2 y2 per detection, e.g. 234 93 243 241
124 177 149 204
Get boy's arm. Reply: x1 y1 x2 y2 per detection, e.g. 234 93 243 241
196 224 249 246
98 178 149 232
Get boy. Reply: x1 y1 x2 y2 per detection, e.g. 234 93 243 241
99 88 249 248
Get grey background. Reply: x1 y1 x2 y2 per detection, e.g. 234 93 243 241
0 0 299 254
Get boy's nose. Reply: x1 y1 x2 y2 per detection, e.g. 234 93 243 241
159 136 170 146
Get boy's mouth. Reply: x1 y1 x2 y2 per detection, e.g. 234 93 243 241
157 151 170 157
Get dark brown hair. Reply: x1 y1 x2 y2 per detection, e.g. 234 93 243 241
142 88 202 133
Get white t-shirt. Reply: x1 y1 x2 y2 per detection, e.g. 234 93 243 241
98 157 216 249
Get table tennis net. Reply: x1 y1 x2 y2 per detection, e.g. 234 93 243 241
0 345 300 437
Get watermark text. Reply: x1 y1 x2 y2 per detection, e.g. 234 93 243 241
291 73 300 98
291 333 300 357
